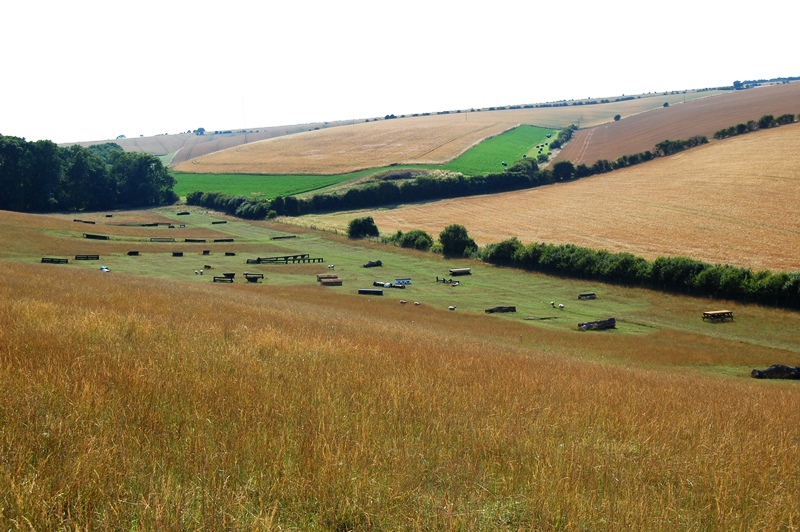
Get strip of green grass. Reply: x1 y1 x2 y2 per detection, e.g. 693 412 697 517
441 125 557 175
172 169 376 199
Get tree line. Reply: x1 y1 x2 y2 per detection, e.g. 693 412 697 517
0 135 176 212
349 220 800 310
480 238 800 309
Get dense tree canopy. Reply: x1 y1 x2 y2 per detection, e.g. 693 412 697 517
439 224 477 258
0 136 176 212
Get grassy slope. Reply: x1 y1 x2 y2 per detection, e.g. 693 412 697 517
2 208 800 529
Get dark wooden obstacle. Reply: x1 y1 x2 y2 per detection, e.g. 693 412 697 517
578 292 597 300
485 306 517 314
177 211 190 215
82 220 96 225
578 318 616 331
185 238 207 243
317 273 339 282
320 278 342 286
244 273 264 283
172 251 183 257
41 257 69 264
83 233 109 240
150 237 175 242
225 252 236 256
202 250 210 255
449 268 471 276
213 276 233 283
751 365 800 379
222 272 235 279
214 238 234 243
254 254 323 264
363 260 382 268
75 254 100 260
358 288 383 296
211 220 227 224
127 251 139 256
271 235 297 240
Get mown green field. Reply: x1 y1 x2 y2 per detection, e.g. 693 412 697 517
171 170 376 199
172 126 558 198
440 125 557 175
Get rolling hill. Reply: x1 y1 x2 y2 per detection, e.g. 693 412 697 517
296 122 800 272
555 82 800 166
170 90 724 175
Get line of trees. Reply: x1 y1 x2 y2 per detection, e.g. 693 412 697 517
0 135 176 212
185 190 274 220
714 114 795 140
481 238 800 309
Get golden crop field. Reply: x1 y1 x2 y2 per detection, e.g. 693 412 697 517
2 207 800 529
173 91 723 175
299 123 800 272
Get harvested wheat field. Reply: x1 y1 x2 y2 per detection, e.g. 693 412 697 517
556 82 800 166
173 91 723 175
301 123 800 272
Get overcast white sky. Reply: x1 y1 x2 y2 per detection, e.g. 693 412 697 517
1 1 795 144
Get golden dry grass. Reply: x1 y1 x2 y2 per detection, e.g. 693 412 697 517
2 258 800 529
173 92 723 175
302 123 800 272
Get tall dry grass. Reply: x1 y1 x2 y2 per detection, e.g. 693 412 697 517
1 262 799 529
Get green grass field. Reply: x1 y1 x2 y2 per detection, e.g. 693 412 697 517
172 126 559 198
171 170 376 199
440 125 557 175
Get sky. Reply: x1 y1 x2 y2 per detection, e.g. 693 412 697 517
1 1 796 144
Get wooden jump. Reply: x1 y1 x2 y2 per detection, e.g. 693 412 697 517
485 306 516 314
41 257 69 264
150 237 175 242
578 292 597 300
702 310 733 322
253 254 323 264
83 233 109 240
320 278 342 286
75 254 100 260
213 276 233 283
358 288 383 296
449 268 471 276
244 273 264 283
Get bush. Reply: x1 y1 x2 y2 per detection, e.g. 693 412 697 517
439 224 477 258
393 229 433 251
347 216 379 239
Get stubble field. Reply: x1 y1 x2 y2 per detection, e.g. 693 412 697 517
556 82 800 166
298 123 800 272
